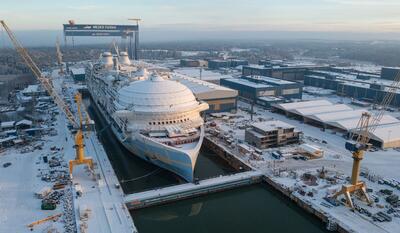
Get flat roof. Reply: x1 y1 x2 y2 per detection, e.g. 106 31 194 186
1 121 15 128
290 104 353 116
223 78 272 88
175 68 233 81
22 85 41 94
252 120 295 132
309 70 400 94
245 76 294 85
273 99 333 111
170 73 238 100
70 67 85 75
370 123 400 143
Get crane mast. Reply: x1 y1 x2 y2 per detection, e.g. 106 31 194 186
333 70 400 208
0 20 77 127
0 20 93 175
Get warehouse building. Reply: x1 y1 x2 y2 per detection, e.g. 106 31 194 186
245 121 301 149
272 100 400 148
304 71 400 107
220 76 302 101
70 67 86 82
380 67 400 81
242 64 327 81
208 59 248 70
180 59 207 67
175 67 233 85
169 73 238 113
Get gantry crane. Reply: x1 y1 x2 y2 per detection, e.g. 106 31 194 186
56 37 64 74
333 70 400 209
0 20 93 175
69 92 93 174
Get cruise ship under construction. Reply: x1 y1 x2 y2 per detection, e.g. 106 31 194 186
86 51 209 182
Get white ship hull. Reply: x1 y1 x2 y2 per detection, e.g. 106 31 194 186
90 94 202 182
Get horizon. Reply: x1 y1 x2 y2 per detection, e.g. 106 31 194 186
2 0 400 46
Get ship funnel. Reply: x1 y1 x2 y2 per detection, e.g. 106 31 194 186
101 52 113 67
119 51 131 65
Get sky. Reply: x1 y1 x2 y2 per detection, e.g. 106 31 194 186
1 0 400 45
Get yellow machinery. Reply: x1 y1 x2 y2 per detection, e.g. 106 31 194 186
1 20 93 175
69 93 93 174
27 213 62 230
333 70 400 208
332 112 372 208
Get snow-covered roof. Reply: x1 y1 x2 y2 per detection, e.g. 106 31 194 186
223 78 272 88
0 136 17 143
170 73 238 100
70 67 85 75
22 85 41 94
288 104 352 116
308 109 366 123
251 120 296 132
16 120 33 126
175 68 233 81
369 123 400 143
1 121 15 128
273 100 333 111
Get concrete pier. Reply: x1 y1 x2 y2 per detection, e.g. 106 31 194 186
125 171 263 210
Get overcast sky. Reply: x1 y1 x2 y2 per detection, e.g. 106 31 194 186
1 0 400 45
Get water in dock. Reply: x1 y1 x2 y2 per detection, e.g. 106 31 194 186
84 97 329 233
131 184 329 233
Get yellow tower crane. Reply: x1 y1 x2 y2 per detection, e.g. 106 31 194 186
0 20 93 175
333 70 400 209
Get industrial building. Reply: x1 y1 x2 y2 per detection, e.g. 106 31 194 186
169 73 238 113
175 67 233 85
70 67 86 82
304 70 400 107
180 59 207 67
272 100 400 148
381 67 400 81
245 121 301 149
242 64 327 81
220 76 302 101
208 59 248 70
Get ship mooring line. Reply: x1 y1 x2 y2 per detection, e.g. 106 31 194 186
98 123 111 134
120 168 162 183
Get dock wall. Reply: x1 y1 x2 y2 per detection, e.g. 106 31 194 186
203 136 252 171
125 171 262 210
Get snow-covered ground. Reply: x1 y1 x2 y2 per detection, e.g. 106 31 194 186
0 70 137 233
0 116 66 233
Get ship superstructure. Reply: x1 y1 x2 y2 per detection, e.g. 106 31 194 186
86 52 209 181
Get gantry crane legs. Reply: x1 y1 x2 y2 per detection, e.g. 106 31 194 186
333 68 400 208
69 93 94 175
332 113 372 209
0 20 93 176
